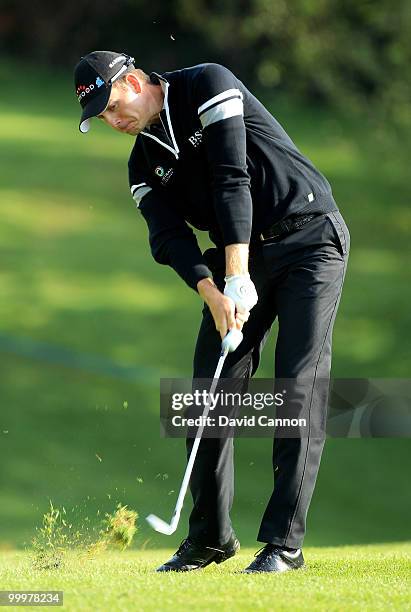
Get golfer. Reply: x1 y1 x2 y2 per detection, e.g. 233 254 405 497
74 51 350 573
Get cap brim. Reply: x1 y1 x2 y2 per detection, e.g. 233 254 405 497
79 86 111 133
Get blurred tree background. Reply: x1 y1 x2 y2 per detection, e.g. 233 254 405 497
0 1 410 550
1 0 410 127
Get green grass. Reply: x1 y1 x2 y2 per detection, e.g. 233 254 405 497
0 59 410 558
1 544 409 611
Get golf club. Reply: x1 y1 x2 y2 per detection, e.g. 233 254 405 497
146 327 243 535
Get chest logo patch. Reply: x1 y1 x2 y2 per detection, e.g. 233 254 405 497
154 165 174 186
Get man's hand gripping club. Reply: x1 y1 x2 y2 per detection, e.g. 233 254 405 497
197 244 258 339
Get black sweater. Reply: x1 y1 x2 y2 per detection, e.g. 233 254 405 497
128 63 338 290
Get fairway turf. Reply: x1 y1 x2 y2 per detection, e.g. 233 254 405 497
0 543 409 611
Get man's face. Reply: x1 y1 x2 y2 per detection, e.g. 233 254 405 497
97 74 157 135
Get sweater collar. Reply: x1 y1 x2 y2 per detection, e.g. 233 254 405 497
142 72 179 158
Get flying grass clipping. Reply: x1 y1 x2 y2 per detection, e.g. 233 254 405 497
31 501 138 570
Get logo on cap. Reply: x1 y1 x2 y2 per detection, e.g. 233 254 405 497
109 56 125 68
155 166 165 177
76 83 95 101
96 77 104 88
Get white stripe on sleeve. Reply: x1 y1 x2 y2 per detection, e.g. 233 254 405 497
199 97 244 129
131 183 152 208
131 182 146 195
197 88 243 116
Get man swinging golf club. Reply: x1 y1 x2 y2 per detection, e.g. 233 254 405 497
74 51 350 573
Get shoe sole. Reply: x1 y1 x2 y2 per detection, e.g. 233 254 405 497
242 562 305 574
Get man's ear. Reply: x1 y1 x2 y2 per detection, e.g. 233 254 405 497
125 73 142 94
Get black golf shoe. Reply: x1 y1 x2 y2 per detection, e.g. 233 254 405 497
243 544 304 573
156 534 240 572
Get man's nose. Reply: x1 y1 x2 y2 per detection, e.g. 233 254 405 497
107 115 121 129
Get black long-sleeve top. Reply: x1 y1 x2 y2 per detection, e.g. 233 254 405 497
128 63 338 290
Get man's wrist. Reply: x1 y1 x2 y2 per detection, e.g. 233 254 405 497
225 243 249 276
197 277 219 300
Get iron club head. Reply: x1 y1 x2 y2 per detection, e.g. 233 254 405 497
146 513 178 535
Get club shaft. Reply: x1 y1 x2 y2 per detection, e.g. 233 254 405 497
171 348 228 522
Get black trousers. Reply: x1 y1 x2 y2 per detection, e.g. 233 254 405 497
186 211 350 549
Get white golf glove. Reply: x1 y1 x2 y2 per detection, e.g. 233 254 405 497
224 274 258 314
